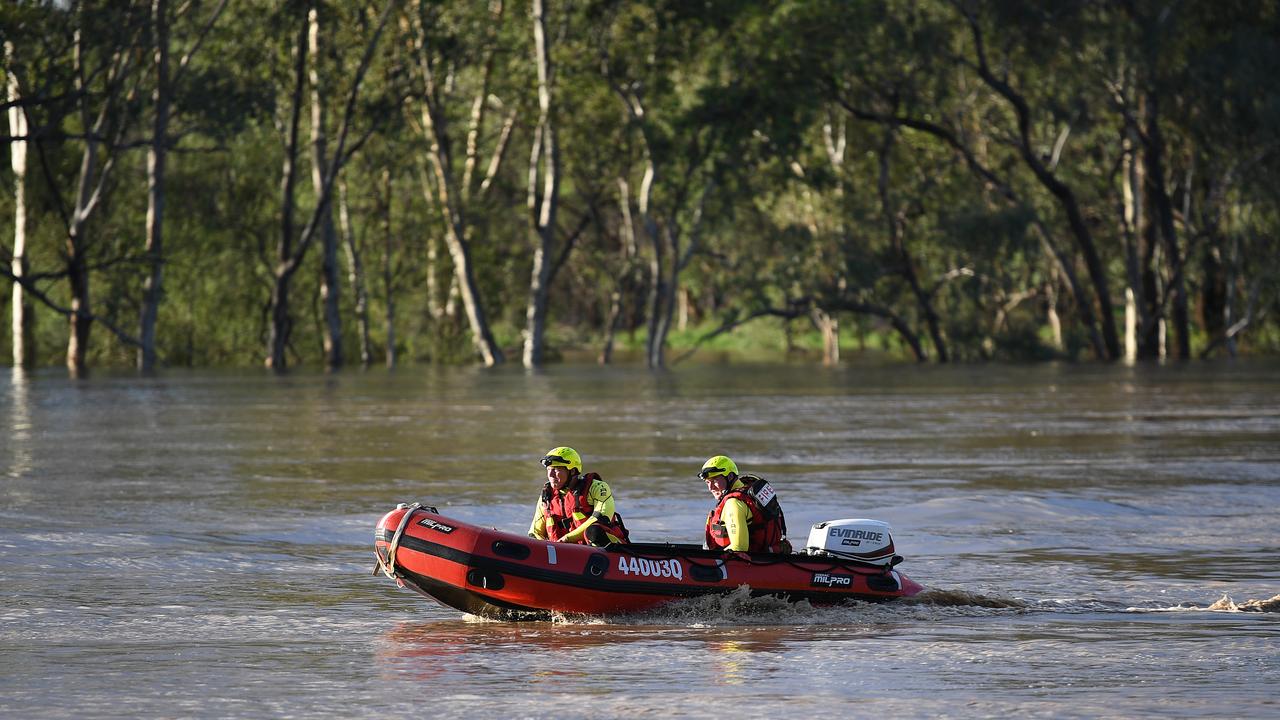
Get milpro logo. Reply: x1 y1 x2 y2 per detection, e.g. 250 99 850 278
417 518 455 534
811 573 853 588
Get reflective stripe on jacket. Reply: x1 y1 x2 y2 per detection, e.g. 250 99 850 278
542 473 629 544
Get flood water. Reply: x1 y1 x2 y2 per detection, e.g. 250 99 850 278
2 361 1277 718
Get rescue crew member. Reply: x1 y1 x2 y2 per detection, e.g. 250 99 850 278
528 446 630 546
700 455 790 555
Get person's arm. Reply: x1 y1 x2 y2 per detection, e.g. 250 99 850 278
721 497 751 551
528 497 549 539
559 479 615 543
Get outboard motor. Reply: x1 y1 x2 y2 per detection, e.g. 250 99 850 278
804 519 898 566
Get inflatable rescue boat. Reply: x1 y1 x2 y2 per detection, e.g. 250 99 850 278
374 503 924 619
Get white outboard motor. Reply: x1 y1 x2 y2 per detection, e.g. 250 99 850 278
805 519 897 566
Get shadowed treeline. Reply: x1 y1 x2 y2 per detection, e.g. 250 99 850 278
3 1 1278 374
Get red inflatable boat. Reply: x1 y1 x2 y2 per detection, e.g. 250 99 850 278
374 503 924 619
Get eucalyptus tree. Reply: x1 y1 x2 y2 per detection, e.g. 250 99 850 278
769 0 1112 360
1173 3 1280 357
1106 1 1280 359
137 0 230 373
6 2 153 376
593 0 744 368
5 40 32 367
3 2 83 368
304 0 398 370
264 0 396 371
948 1 1123 359
520 0 560 368
708 1 954 361
399 0 516 366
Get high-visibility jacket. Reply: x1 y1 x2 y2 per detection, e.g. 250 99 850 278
529 472 629 545
705 475 788 553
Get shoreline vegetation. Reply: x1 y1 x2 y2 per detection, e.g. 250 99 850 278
3 2 1278 374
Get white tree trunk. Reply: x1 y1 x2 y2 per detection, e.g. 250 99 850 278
522 0 560 368
1124 287 1137 362
338 178 372 366
138 0 170 373
6 42 31 368
407 0 506 366
309 4 343 370
812 308 839 366
1046 280 1063 351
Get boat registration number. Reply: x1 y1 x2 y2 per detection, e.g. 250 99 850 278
617 556 683 580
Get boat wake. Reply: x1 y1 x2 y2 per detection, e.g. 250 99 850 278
1205 594 1280 612
901 588 1027 609
545 584 1029 626
531 588 1280 625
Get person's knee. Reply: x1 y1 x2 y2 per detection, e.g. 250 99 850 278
584 525 609 547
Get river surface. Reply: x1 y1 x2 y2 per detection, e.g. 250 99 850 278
2 362 1277 718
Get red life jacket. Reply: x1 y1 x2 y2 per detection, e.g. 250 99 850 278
543 473 630 544
705 475 788 553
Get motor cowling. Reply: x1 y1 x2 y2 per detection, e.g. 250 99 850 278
804 519 897 566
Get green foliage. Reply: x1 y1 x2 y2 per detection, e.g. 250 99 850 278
2 0 1279 370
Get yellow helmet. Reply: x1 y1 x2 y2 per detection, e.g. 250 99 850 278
541 446 582 473
698 455 738 480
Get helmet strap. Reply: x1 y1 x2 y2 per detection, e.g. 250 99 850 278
714 473 738 498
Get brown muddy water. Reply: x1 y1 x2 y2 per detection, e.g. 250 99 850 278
2 362 1277 718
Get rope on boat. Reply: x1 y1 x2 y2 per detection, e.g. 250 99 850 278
377 502 421 581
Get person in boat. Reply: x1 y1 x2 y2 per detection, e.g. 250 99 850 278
528 446 630 546
699 455 791 555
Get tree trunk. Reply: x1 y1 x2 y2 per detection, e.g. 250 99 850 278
1223 233 1241 358
963 15 1121 359
444 224 503 366
1121 128 1158 359
1125 287 1137 362
878 126 945 361
636 159 665 369
339 178 372 366
599 177 637 365
1140 196 1162 358
646 174 711 369
309 4 343 371
66 235 91 377
381 169 398 368
138 0 170 374
1045 279 1063 352
425 233 443 319
812 308 839 366
6 41 33 368
599 289 623 365
1142 91 1190 360
651 224 679 368
522 0 560 368
64 25 120 378
268 0 392 369
1199 239 1227 346
407 0 506 366
266 12 309 371
66 141 98 377
643 235 664 368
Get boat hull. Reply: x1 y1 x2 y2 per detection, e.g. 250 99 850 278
374 504 923 619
